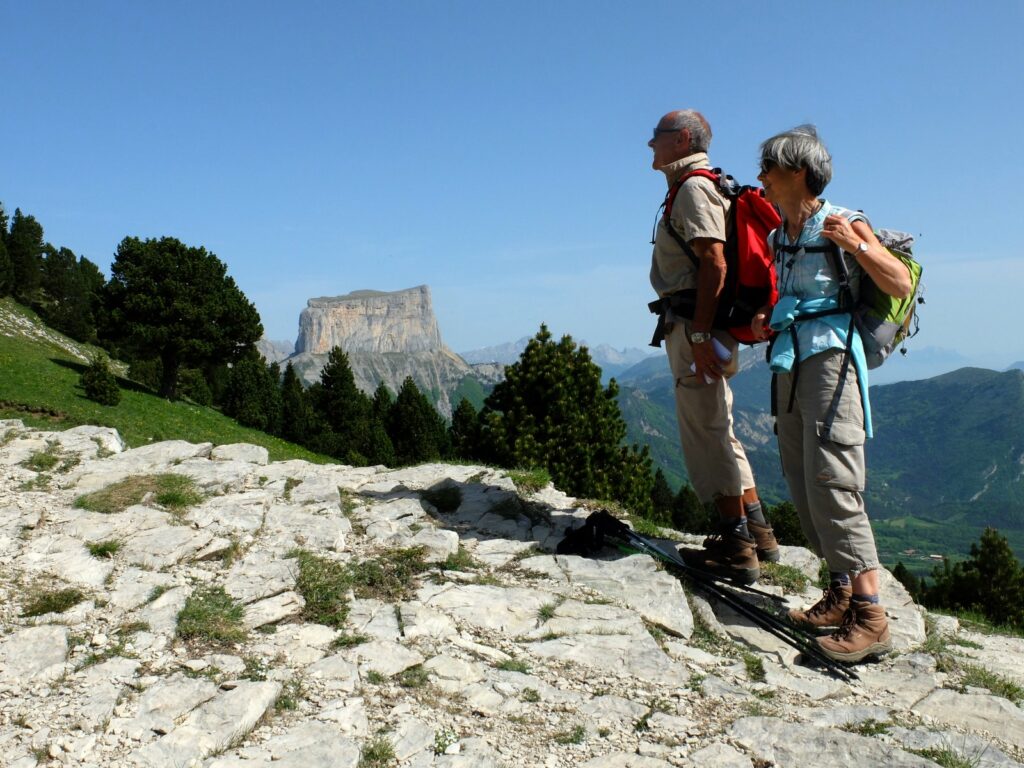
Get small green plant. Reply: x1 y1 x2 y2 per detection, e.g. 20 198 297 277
176 586 246 647
220 537 244 567
521 688 541 702
145 585 171 604
87 539 122 558
346 547 430 601
21 587 86 617
80 355 121 406
552 724 586 745
359 736 395 768
441 545 478 572
283 477 301 500
842 719 891 737
687 672 706 694
398 665 429 688
598 726 611 738
758 561 809 592
508 468 551 494
291 550 352 628
23 449 60 472
742 652 766 683
75 474 202 515
242 656 269 681
910 748 979 768
538 603 557 622
275 677 305 711
958 664 1024 704
433 725 458 755
331 632 370 649
420 485 462 513
496 658 530 673
365 670 387 685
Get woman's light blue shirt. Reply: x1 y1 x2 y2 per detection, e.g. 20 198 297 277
767 200 873 437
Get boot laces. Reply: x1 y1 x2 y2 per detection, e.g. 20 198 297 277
830 607 859 641
808 586 841 618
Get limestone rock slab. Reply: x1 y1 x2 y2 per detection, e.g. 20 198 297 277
0 625 69 686
913 688 1024 750
730 716 944 767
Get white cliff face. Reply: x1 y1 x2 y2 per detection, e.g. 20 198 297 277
295 286 445 355
287 286 502 418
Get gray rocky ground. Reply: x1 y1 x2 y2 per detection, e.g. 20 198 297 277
1 418 1022 768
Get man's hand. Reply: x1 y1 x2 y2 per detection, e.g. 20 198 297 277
691 338 721 383
751 306 772 341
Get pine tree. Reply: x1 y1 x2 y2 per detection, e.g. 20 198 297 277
225 352 282 433
7 208 45 303
478 325 653 513
280 362 313 445
308 347 373 462
671 483 714 534
103 236 262 399
0 204 13 297
648 469 675 526
387 376 449 466
449 397 481 461
767 501 811 548
924 527 1024 629
371 381 394 420
891 562 921 599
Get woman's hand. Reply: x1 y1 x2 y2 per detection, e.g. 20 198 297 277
821 214 859 253
823 216 913 298
751 307 771 341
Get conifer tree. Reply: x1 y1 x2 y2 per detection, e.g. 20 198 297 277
671 482 713 534
649 469 675 526
308 347 373 462
924 527 1024 628
0 204 13 296
104 236 262 399
7 208 45 303
449 397 481 461
387 376 449 466
478 325 653 513
225 352 282 433
371 381 394 420
280 362 313 445
767 501 811 548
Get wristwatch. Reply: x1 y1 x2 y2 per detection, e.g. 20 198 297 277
689 331 712 344
855 242 869 256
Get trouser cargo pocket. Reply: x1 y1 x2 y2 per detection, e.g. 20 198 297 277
813 419 866 491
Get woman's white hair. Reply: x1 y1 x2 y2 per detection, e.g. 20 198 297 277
760 124 833 196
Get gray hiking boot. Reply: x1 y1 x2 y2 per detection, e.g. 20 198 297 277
788 582 852 630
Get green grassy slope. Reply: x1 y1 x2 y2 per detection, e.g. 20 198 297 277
0 298 331 463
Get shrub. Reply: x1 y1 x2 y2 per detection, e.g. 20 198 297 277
81 355 120 406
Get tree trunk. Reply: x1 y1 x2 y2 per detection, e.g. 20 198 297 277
159 355 179 399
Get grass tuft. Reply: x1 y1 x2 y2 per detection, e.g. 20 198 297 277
75 473 203 515
21 587 87 617
87 539 122 558
552 724 586 745
508 468 551 494
176 586 246 647
358 736 395 768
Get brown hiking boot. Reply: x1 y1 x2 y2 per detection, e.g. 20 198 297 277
816 602 893 663
788 582 852 630
684 532 757 585
703 521 780 563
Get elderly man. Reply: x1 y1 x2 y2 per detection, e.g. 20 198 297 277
647 109 778 584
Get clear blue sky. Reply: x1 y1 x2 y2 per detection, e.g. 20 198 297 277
4 1 1023 369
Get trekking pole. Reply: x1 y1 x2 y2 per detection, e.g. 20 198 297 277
610 525 860 682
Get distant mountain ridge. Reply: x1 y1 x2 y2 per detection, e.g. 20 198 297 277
461 337 657 382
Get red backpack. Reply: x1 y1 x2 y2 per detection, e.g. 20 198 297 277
650 169 780 345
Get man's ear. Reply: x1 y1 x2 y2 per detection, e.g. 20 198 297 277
677 128 692 154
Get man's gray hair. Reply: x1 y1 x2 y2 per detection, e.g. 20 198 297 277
665 110 712 154
759 124 833 196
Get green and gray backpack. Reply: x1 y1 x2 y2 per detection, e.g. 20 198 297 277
831 211 924 369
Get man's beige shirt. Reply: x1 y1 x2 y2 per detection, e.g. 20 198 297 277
649 152 731 297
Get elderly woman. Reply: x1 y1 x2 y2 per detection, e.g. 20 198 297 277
751 125 912 663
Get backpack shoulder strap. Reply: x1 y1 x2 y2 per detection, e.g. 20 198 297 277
661 168 725 267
